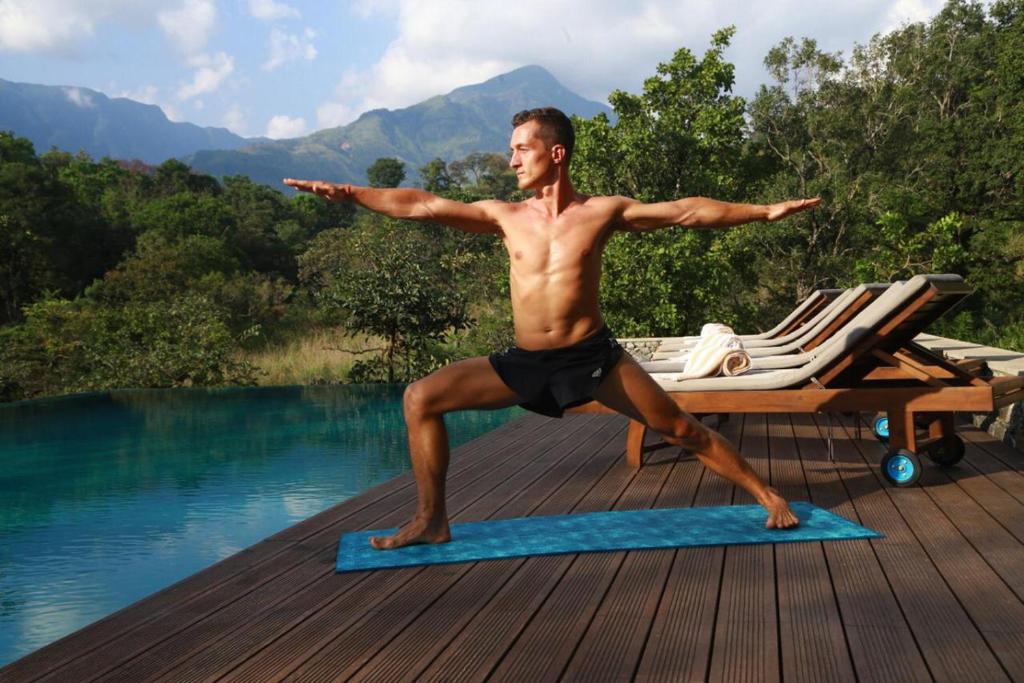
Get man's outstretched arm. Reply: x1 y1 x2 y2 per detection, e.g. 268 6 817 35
615 195 821 232
283 178 502 234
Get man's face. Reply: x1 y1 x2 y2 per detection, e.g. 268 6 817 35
509 121 560 190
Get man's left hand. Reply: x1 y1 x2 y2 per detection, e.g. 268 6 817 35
765 197 821 221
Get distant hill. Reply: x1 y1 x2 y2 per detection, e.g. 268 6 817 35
186 65 613 189
0 78 261 163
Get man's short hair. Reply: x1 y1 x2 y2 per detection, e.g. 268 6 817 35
511 107 575 163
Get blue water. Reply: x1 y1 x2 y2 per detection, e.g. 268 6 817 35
0 384 522 666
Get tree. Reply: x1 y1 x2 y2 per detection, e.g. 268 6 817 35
570 28 751 335
448 152 518 198
367 157 406 188
418 157 453 193
0 132 112 323
0 294 256 402
298 216 470 382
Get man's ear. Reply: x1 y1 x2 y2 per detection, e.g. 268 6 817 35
550 144 566 165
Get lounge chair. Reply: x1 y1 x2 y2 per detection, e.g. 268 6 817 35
649 283 889 365
653 287 842 346
572 275 1024 486
655 284 885 354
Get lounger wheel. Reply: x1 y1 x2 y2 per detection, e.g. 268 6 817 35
873 415 889 442
930 434 966 468
881 449 921 487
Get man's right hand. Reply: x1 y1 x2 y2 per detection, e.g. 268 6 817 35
283 178 353 202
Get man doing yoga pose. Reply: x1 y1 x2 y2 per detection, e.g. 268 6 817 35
285 107 819 549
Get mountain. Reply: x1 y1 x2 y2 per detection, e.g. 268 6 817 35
186 65 612 189
0 78 259 163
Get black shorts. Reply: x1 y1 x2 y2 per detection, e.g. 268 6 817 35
488 326 624 418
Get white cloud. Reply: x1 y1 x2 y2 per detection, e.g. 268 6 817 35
222 104 248 136
327 0 968 124
248 0 300 21
158 0 216 57
64 87 95 107
880 0 946 33
316 101 358 129
351 0 401 19
0 0 161 53
115 84 183 121
265 114 307 138
177 51 234 100
118 84 160 104
262 27 317 71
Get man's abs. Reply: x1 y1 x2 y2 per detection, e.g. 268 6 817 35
508 268 604 350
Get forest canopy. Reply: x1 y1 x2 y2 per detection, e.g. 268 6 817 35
1 0 1021 402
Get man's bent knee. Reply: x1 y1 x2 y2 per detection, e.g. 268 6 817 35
403 380 439 419
659 413 713 452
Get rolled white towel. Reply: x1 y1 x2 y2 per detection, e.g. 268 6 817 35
673 332 751 380
700 323 734 337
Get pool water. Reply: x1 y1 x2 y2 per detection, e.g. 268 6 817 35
0 384 522 666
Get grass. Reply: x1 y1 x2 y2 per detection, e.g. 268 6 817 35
244 328 384 386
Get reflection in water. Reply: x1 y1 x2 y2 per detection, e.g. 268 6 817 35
0 385 521 666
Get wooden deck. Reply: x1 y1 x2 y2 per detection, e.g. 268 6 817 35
4 411 1024 682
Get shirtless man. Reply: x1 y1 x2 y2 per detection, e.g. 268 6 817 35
285 107 819 549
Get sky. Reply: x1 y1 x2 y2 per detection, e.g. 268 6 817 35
0 0 954 140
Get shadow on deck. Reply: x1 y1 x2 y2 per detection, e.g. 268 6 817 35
4 411 1024 682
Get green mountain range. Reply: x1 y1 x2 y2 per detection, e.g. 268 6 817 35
0 65 610 188
186 65 612 188
0 78 258 163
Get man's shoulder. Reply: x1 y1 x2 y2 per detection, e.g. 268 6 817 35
580 194 632 206
579 194 635 214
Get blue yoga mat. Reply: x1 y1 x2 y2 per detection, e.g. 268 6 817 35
335 502 881 572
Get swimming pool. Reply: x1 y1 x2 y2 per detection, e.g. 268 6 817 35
0 384 522 666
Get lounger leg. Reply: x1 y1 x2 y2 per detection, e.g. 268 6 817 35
928 414 955 440
886 408 918 453
626 420 647 468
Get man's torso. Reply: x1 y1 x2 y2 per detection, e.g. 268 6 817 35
492 194 620 350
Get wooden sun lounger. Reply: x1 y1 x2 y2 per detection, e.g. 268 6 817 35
572 275 1024 486
651 283 888 362
652 287 843 346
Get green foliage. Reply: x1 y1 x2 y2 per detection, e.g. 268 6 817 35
853 212 968 283
0 294 256 402
0 132 118 324
367 157 406 188
298 215 471 382
448 152 518 199
4 0 1024 403
418 157 453 192
572 27 746 202
571 28 751 331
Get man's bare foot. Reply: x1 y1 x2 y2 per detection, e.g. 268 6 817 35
760 487 800 529
369 516 451 550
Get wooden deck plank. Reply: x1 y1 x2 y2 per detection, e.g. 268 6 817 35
708 414 780 683
954 443 1024 529
412 418 636 683
792 414 931 683
41 414 583 683
769 414 856 683
558 437 704 681
486 429 682 682
155 414 603 683
960 429 1024 503
834 416 1012 682
276 415 617 683
631 416 743 682
346 416 630 683
4 410 1024 683
921 454 1024 598
886 457 1024 679
2 413 550 683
